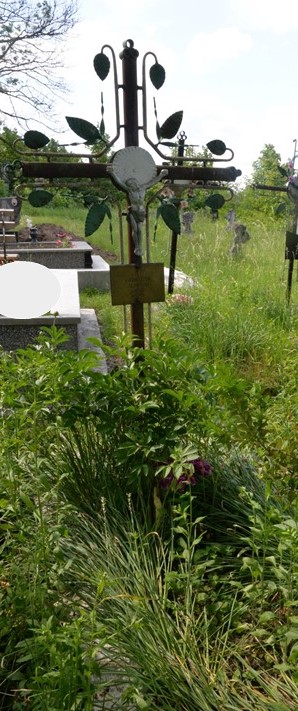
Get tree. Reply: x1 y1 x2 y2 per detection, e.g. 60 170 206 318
236 144 290 219
0 0 77 124
251 144 283 188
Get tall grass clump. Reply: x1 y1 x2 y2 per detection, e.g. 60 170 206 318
60 486 298 710
0 329 108 709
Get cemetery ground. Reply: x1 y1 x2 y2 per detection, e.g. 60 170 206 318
1 204 298 710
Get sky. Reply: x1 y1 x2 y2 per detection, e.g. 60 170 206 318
19 0 298 185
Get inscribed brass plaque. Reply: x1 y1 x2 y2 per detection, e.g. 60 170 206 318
110 263 165 305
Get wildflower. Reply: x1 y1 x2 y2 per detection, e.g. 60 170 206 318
160 472 174 489
176 473 196 493
55 235 74 248
158 456 212 494
191 458 212 477
168 293 193 305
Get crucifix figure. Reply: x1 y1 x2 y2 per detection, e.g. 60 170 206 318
107 147 167 257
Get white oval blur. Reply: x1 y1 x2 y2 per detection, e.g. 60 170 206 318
0 261 61 319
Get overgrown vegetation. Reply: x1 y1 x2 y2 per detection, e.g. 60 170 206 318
1 201 298 709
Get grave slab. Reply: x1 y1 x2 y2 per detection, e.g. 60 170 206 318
4 241 93 269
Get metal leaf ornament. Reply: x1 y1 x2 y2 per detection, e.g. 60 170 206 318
85 201 110 237
160 203 181 234
205 194 225 210
149 63 166 89
28 190 53 207
278 166 289 178
159 111 183 140
93 52 110 80
24 131 50 149
206 139 226 156
65 117 101 144
275 202 287 215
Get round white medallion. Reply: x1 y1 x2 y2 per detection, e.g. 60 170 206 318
111 147 157 185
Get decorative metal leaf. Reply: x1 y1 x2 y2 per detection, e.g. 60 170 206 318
104 204 112 219
28 190 53 207
149 63 166 89
85 202 108 237
156 121 161 141
206 139 226 156
65 117 100 144
275 202 287 214
93 53 110 80
160 111 183 140
160 203 181 234
278 166 288 178
99 118 105 136
24 131 50 149
205 194 225 210
160 141 177 147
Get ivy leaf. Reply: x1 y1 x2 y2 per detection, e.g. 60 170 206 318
93 52 110 80
24 131 50 149
149 63 166 89
160 111 183 139
65 117 100 144
28 190 53 207
160 203 181 234
205 194 225 210
85 202 109 237
278 165 289 177
206 139 226 156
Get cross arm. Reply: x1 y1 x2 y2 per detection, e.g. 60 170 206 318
253 183 288 193
21 162 241 183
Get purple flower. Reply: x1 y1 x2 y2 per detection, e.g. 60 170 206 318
158 457 212 494
160 472 174 489
191 458 212 477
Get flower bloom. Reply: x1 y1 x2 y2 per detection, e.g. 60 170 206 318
191 458 212 477
160 458 212 493
168 293 193 305
55 236 73 248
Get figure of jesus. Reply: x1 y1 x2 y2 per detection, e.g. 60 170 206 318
107 166 167 257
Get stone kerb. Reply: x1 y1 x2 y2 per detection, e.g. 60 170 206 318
4 241 93 269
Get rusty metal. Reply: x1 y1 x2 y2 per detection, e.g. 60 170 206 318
21 162 241 183
253 184 287 193
253 182 297 302
168 131 186 294
119 39 145 347
14 38 243 348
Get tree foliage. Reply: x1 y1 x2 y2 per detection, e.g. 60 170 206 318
236 144 290 219
251 144 284 188
0 0 77 123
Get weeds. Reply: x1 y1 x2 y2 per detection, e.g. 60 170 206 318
1 208 298 708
